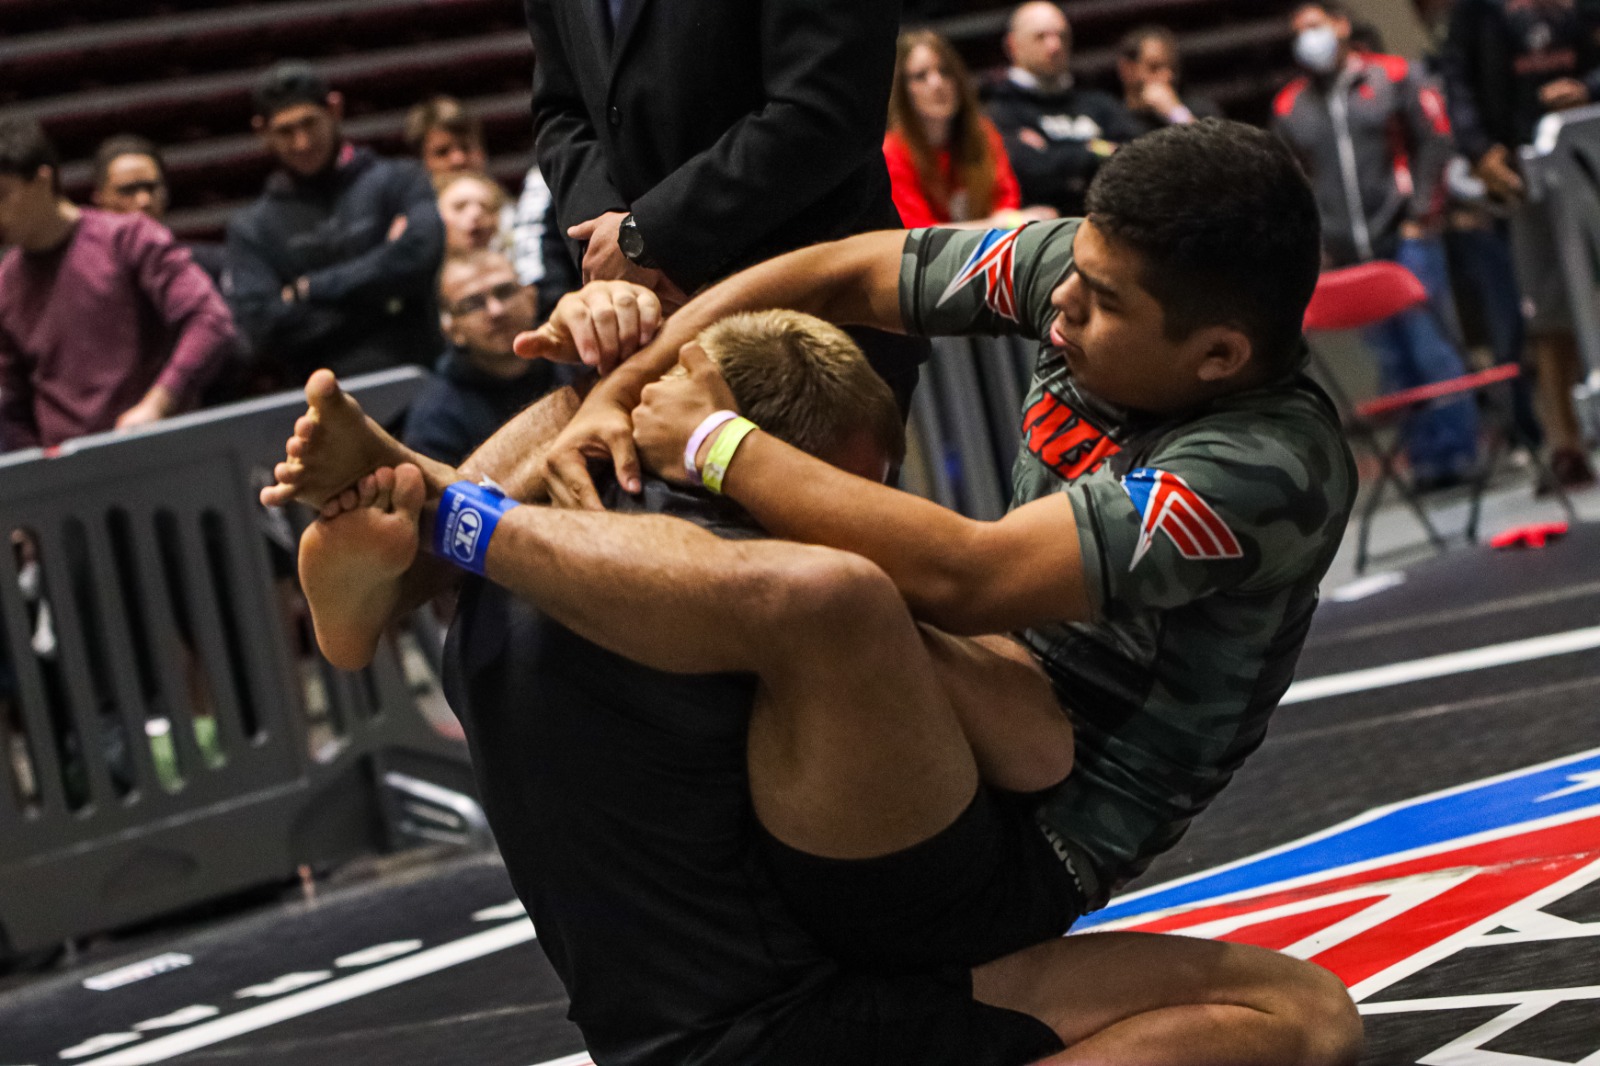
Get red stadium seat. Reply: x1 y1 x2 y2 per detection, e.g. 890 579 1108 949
1304 263 1574 572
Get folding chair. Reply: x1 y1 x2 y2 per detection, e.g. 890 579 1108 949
1303 261 1575 573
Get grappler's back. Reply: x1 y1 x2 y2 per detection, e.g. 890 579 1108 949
441 479 832 1065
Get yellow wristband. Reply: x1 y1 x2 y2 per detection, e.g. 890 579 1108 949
701 417 758 495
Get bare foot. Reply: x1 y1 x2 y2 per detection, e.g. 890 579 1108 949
261 370 414 510
298 464 426 670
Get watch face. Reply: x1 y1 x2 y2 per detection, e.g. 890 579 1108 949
620 223 645 259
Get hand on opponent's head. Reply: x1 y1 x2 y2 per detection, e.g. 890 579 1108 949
633 343 740 487
513 281 663 375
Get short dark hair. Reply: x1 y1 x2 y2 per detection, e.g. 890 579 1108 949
404 96 483 151
1119 24 1177 62
0 118 59 189
252 60 331 121
1085 119 1321 378
93 134 166 190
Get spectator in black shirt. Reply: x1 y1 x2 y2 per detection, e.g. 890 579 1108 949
402 250 559 467
1443 0 1600 488
224 62 444 388
983 2 1140 217
1115 26 1222 139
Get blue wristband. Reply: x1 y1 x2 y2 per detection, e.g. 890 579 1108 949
432 481 518 575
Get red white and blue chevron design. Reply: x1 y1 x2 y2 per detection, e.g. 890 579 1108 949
937 227 1024 322
1122 467 1243 569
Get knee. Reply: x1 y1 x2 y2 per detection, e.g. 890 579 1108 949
1282 962 1363 1066
758 547 905 643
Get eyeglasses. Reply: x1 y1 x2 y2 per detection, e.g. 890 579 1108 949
448 280 526 316
111 180 164 198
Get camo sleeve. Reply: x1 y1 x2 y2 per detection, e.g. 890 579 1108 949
899 219 1081 342
1068 401 1355 617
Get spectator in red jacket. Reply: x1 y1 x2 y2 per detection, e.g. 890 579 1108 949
884 29 1055 229
0 119 235 451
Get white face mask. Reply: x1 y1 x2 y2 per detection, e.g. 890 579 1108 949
1294 25 1342 75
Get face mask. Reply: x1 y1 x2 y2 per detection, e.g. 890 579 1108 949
1294 25 1341 75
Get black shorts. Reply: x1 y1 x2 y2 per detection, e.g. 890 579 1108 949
760 787 1082 974
731 965 1066 1066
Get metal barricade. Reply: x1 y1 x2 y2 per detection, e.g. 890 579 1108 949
0 369 480 956
1521 106 1600 382
905 334 1037 520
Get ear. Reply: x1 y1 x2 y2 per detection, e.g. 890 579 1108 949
1192 325 1254 385
441 312 464 346
326 92 345 122
252 115 267 136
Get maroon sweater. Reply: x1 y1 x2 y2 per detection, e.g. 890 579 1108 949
0 209 236 450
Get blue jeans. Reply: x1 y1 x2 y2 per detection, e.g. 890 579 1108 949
1362 237 1481 480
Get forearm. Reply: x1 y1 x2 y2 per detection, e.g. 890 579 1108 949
595 231 908 408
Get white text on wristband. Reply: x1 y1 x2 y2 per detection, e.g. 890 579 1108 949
432 481 519 575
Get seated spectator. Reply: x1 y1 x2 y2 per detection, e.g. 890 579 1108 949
0 119 235 450
1276 2 1479 490
1116 26 1222 139
438 171 512 258
91 135 228 285
884 30 1054 228
404 95 574 319
401 250 560 467
225 62 445 388
984 2 1140 217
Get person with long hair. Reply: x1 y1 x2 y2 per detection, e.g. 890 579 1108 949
885 30 1053 228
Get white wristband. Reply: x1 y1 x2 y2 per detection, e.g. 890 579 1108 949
684 410 739 478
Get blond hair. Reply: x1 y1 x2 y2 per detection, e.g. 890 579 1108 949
695 310 905 468
434 168 507 206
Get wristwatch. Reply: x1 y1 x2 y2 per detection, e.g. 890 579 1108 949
618 213 657 269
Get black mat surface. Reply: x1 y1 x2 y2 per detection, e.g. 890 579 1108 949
5 529 1600 1064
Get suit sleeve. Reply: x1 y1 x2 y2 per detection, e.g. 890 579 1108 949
627 0 901 290
525 0 629 263
302 164 444 305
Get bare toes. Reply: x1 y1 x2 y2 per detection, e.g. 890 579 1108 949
392 463 426 517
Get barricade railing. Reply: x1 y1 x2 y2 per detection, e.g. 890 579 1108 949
0 369 479 957
904 333 1037 520
1522 106 1600 383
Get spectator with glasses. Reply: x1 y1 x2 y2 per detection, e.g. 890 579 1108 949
92 135 228 285
402 250 561 467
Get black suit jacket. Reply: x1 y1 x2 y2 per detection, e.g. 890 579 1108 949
525 0 905 292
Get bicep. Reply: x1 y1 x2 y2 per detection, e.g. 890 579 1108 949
957 494 1091 633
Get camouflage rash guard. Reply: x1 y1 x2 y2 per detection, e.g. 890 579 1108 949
899 220 1356 907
